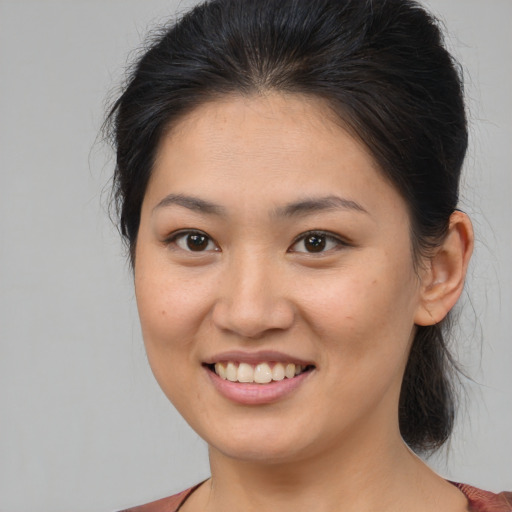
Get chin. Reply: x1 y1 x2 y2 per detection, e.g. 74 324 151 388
199 415 329 466
211 439 308 465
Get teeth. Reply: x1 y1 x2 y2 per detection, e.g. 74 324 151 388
237 363 254 383
226 362 237 382
215 362 227 379
272 363 285 381
213 361 309 383
254 363 272 384
285 363 296 379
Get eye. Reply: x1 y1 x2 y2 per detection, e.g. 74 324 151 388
168 230 219 252
289 231 345 253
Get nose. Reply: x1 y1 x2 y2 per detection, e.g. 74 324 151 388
211 251 295 339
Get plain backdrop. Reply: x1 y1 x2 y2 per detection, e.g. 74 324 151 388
0 1 510 511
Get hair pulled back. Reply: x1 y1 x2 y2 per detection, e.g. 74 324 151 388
107 0 468 454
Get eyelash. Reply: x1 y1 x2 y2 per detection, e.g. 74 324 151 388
288 230 348 254
165 230 219 253
164 229 349 254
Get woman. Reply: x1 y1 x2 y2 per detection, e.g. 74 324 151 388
106 0 511 510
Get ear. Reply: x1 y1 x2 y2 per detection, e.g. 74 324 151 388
414 211 474 326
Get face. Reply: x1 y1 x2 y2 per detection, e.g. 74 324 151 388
135 93 426 464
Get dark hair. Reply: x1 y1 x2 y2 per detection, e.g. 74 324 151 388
106 0 468 454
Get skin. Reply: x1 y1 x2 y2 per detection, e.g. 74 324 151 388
134 93 473 512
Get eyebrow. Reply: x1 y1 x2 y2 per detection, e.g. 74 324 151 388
274 195 368 217
153 193 226 215
153 193 368 217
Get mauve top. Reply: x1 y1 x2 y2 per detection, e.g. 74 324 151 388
118 482 512 512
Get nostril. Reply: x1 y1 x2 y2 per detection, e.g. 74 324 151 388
211 298 296 339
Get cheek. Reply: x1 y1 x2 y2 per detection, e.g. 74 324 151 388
135 255 212 341
300 270 419 420
297 257 419 358
134 261 199 383
134 270 201 403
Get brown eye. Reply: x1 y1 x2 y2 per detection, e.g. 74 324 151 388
187 233 209 251
172 231 218 252
289 231 344 254
304 234 326 252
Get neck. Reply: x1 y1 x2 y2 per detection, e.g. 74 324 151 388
194 426 458 512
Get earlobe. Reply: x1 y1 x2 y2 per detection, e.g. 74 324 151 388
414 211 474 326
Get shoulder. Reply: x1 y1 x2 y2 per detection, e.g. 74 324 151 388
117 484 200 512
453 483 512 512
116 481 512 512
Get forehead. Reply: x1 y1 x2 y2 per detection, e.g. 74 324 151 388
154 94 375 181
145 93 406 224
163 92 348 143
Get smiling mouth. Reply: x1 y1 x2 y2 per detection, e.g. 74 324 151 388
205 361 315 384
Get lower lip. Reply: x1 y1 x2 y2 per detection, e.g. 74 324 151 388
205 367 313 405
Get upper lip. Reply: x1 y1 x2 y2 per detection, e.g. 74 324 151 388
202 350 315 367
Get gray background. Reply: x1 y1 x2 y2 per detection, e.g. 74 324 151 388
0 1 510 511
